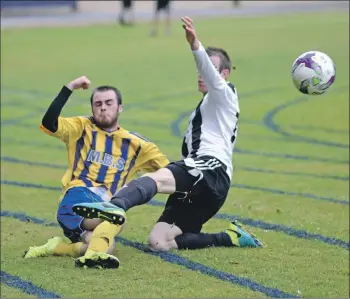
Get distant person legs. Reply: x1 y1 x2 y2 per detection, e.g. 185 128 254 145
150 0 171 36
233 0 241 8
119 0 134 26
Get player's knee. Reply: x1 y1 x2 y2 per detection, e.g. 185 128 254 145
148 222 182 251
148 235 171 252
144 168 176 194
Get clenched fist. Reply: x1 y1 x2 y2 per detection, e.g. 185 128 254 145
66 76 91 91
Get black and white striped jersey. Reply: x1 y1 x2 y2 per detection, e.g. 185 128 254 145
181 43 240 180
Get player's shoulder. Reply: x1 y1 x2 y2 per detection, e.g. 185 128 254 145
75 116 95 126
82 116 94 122
58 116 92 128
62 116 92 122
124 130 153 143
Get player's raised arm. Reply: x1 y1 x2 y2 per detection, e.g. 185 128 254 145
41 76 90 133
181 16 228 91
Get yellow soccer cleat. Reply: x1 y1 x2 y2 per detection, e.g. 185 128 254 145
23 236 63 258
75 250 120 269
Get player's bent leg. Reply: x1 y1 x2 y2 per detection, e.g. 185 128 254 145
58 221 107 257
150 194 263 250
64 230 115 258
23 222 97 259
148 222 182 252
153 208 235 250
26 187 120 260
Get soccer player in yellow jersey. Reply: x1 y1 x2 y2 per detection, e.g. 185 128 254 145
24 76 169 268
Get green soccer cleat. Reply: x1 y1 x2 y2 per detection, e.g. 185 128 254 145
225 220 264 248
72 202 126 225
75 251 120 269
23 236 63 258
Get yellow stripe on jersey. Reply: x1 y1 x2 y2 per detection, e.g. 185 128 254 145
40 116 169 197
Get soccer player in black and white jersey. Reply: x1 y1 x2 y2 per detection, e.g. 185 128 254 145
74 16 263 252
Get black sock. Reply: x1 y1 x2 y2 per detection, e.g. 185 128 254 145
175 232 234 250
111 177 158 211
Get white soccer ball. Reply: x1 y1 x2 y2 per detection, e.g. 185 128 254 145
291 51 336 95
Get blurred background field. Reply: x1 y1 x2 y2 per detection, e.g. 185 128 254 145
1 1 349 298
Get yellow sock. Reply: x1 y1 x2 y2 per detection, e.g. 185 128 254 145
54 242 84 257
87 221 121 253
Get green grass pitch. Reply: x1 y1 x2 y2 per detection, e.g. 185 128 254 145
1 11 349 298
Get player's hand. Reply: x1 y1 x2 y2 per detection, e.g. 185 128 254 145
66 76 91 91
181 16 200 51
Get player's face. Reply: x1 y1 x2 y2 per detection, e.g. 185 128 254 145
92 90 122 129
197 55 222 93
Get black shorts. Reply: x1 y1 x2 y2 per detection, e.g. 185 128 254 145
157 156 230 234
156 0 170 11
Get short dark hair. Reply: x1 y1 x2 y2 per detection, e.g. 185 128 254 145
90 85 122 105
206 47 234 73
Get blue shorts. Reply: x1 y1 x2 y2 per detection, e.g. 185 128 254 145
56 187 104 243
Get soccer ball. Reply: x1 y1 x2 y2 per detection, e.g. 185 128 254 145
291 51 336 95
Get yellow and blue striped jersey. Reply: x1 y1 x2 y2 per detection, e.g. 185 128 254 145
40 116 169 197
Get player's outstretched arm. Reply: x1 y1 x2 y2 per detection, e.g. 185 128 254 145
181 16 226 91
41 76 90 133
